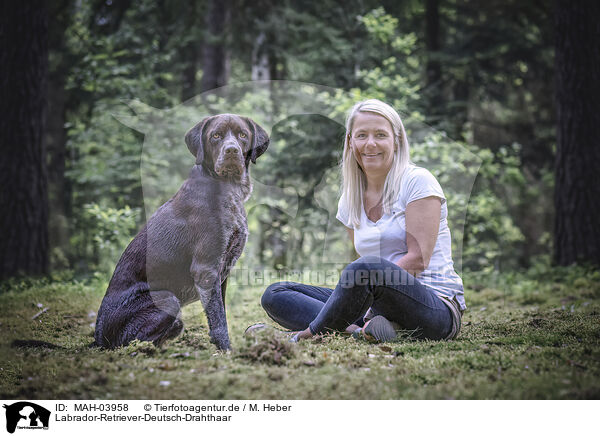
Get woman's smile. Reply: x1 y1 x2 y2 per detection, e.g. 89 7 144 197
362 152 383 157
350 111 396 178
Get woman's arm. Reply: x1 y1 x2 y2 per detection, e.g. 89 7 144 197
345 227 354 243
346 227 361 261
396 196 441 276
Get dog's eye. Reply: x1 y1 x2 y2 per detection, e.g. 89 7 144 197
212 133 221 139
239 132 247 138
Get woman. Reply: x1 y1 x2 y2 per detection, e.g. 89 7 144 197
251 99 465 342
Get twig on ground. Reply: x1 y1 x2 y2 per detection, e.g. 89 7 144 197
31 307 48 320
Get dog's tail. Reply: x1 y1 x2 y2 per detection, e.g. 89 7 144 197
11 339 63 349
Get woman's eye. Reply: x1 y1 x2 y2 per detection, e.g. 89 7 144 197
239 132 247 138
212 133 221 139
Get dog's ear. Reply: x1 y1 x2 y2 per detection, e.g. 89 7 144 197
185 116 214 164
244 117 270 164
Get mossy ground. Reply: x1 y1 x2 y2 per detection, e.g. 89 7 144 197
1 266 599 400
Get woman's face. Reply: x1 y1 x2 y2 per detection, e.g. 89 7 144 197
349 111 396 179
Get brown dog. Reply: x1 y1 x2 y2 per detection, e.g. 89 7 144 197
94 114 269 350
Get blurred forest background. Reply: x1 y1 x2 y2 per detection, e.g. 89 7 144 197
1 0 598 283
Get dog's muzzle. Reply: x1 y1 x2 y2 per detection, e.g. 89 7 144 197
215 143 244 177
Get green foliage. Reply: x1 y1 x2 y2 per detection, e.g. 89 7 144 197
356 8 422 112
71 203 139 275
410 135 524 273
66 103 144 210
233 8 540 274
61 0 188 269
55 1 556 276
359 7 399 44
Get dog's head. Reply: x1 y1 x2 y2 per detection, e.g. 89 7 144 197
185 114 269 179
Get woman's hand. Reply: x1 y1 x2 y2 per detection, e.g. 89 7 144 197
396 196 441 276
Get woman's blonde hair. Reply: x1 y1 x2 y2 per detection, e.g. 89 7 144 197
340 99 411 228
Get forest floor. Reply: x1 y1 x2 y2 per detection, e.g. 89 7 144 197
1 264 599 400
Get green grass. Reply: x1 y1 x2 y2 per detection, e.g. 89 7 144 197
1 265 599 399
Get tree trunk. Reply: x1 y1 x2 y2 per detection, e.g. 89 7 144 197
46 69 70 268
47 0 75 270
200 0 231 92
252 31 270 81
425 0 442 116
0 2 49 278
553 0 600 266
181 2 200 101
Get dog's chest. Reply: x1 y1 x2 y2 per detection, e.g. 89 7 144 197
220 191 248 247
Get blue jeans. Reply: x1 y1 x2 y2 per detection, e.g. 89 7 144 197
261 256 454 340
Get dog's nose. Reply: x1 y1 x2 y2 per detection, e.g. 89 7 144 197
224 145 239 155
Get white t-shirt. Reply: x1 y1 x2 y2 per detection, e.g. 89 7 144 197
336 164 466 310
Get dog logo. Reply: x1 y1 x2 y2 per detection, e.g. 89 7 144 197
2 402 50 434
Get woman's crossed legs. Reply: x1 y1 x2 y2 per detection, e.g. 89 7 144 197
261 256 453 341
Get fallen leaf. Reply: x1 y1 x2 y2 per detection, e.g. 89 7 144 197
168 352 190 359
158 362 176 371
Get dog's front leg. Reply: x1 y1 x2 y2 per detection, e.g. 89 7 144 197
191 263 231 350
